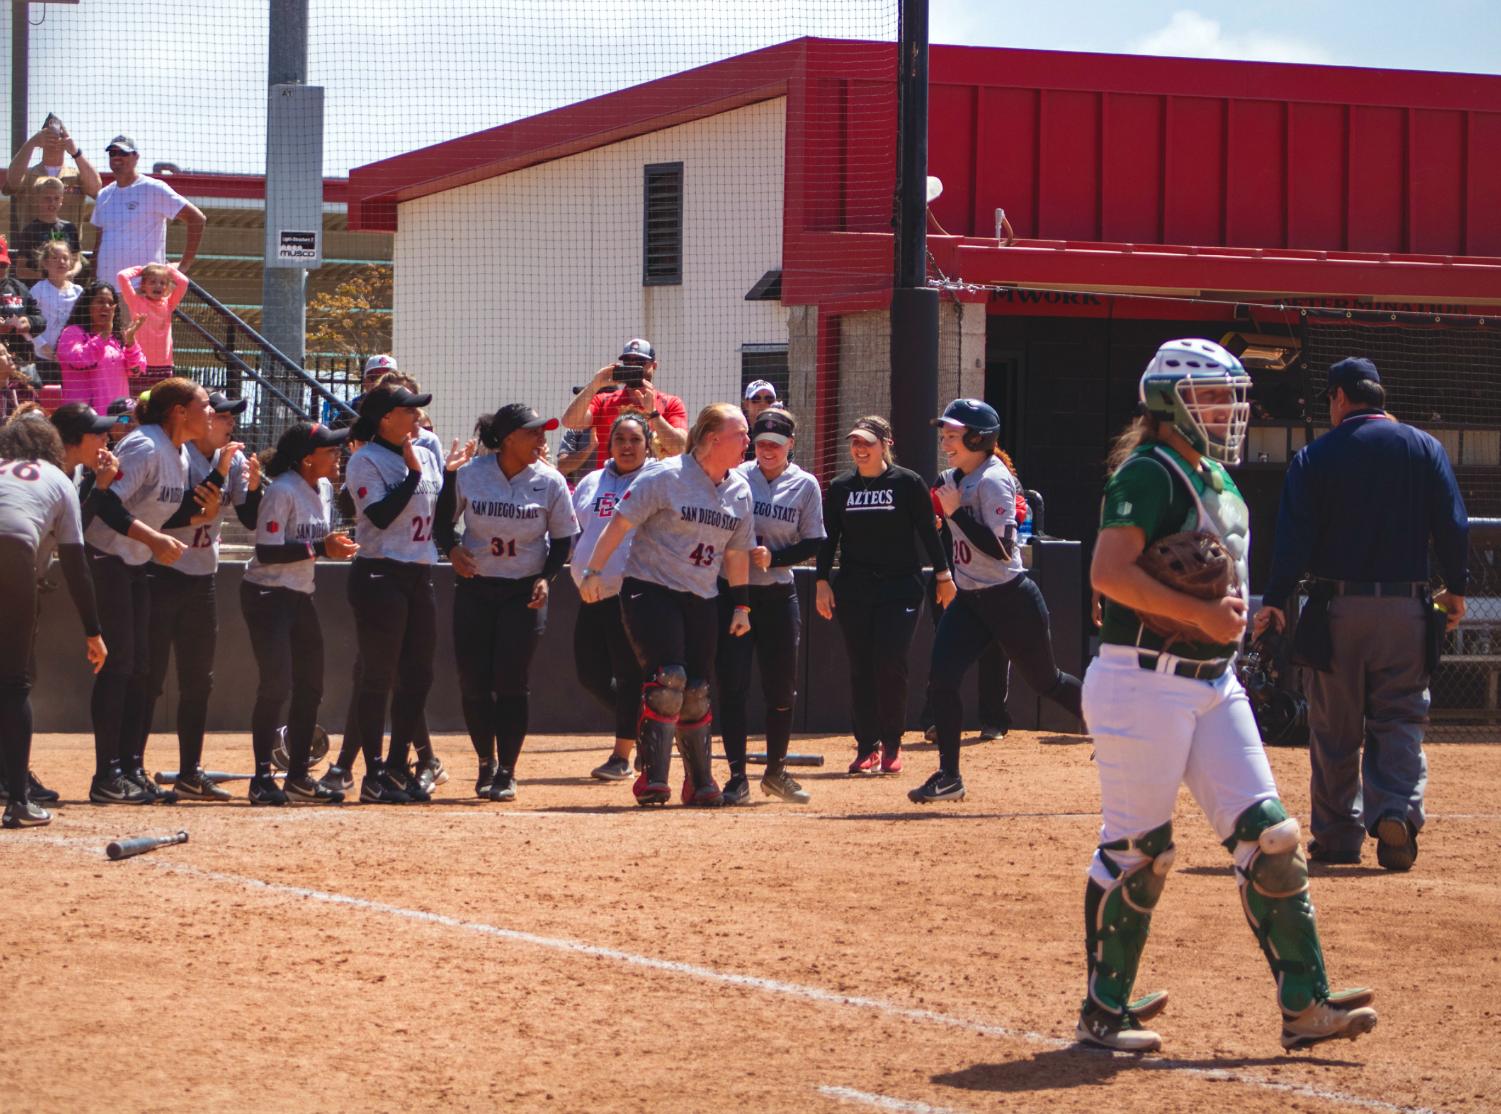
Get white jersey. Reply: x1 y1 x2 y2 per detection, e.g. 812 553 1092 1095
451 457 576 579
162 443 250 577
617 453 754 599
244 472 335 595
571 460 653 598
84 423 189 565
735 460 824 587
344 439 444 564
945 455 1024 591
0 457 84 571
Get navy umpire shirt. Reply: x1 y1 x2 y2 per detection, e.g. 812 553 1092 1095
1261 408 1469 611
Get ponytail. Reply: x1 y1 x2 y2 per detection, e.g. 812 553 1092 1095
1105 411 1160 474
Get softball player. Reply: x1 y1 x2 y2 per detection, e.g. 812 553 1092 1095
911 399 1082 803
240 422 358 804
138 392 259 802
578 403 753 807
84 378 214 803
1078 338 1376 1052
435 403 576 801
0 413 106 827
717 407 823 805
815 415 951 776
570 412 652 781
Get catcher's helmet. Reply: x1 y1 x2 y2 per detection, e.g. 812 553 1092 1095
931 398 1001 453
1139 339 1251 466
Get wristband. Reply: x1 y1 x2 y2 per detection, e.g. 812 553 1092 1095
581 567 601 578
734 605 751 613
647 410 661 420
731 585 751 608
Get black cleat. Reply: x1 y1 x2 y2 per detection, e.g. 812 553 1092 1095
488 769 517 803
415 755 448 794
360 773 411 804
284 772 345 804
760 768 811 804
90 773 152 805
248 774 288 806
475 761 497 798
383 767 430 803
174 769 233 802
127 768 164 802
908 769 965 803
720 773 751 805
590 755 632 781
2 799 52 828
27 772 60 803
318 765 354 795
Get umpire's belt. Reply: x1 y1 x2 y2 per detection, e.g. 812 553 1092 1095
1316 578 1426 598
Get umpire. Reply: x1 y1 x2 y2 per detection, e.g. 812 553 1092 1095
1254 357 1468 873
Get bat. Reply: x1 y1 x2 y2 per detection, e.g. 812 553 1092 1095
106 830 188 861
715 752 825 767
154 770 253 785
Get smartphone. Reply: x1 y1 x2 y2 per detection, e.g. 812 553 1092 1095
611 363 646 386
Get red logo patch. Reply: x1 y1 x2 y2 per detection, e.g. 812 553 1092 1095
357 487 368 499
267 521 280 534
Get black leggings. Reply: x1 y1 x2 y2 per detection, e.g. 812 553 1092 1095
88 548 152 777
833 569 924 755
716 581 800 775
240 582 325 777
453 576 545 771
0 539 37 800
620 576 719 694
918 571 1011 731
334 656 434 770
927 576 1082 774
574 595 643 741
346 558 436 774
143 566 216 773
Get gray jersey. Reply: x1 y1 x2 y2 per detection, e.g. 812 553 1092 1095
244 472 335 594
344 439 443 564
735 460 825 587
619 453 753 599
84 424 189 565
416 426 444 463
163 443 250 577
0 458 84 571
571 461 653 598
946 455 1024 591
452 457 577 578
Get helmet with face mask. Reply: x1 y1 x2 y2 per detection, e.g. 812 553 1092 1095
1139 338 1251 466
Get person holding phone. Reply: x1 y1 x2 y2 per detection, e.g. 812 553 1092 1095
560 338 688 469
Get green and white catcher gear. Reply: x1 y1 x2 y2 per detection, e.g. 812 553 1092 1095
1139 338 1251 466
1083 820 1174 1019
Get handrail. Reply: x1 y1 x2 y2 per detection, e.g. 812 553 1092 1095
171 310 314 418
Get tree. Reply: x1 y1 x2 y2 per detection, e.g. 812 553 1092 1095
306 265 392 358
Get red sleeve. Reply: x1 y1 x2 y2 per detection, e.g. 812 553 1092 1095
1015 491 1029 523
929 488 945 517
661 392 689 430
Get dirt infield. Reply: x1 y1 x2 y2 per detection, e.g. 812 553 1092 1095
3 730 1496 1114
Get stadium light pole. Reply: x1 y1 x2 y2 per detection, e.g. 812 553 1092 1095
9 1 30 243
890 0 939 482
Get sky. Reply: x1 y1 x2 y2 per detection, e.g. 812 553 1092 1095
5 1 1500 178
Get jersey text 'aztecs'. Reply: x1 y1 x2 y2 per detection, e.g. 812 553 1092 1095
618 453 753 598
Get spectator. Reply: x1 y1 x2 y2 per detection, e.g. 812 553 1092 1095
29 240 83 384
330 354 398 428
90 136 205 290
105 396 137 446
560 338 688 469
3 116 100 233
14 176 83 284
0 236 46 382
116 263 189 389
742 379 778 423
56 282 145 411
555 424 595 480
0 346 38 423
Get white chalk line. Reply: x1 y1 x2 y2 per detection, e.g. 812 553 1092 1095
7 834 1447 1114
819 1085 964 1113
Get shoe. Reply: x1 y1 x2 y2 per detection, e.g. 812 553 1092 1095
415 755 448 794
89 773 152 805
174 769 233 802
847 750 882 776
721 773 751 805
880 744 903 775
1128 990 1169 1024
979 724 1010 741
284 772 345 804
1375 813 1417 872
591 755 632 781
761 769 810 804
681 777 723 807
1280 996 1379 1051
383 767 430 803
126 768 163 802
1076 1004 1162 1052
27 772 60 803
2 799 52 829
319 765 354 795
360 773 412 804
922 725 938 743
908 769 965 803
488 770 518 802
475 761 497 798
248 774 289 806
1307 840 1362 865
632 772 671 807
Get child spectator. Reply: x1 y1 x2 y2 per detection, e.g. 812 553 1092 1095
116 263 188 389
106 396 137 446
55 281 144 411
30 240 83 384
14 177 82 284
0 235 46 379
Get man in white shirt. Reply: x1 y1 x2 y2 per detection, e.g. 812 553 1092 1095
90 136 205 291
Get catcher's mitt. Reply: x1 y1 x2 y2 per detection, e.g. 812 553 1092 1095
1134 530 1236 642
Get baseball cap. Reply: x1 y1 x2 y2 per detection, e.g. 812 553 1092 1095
488 403 560 443
0 235 9 265
1328 357 1380 393
751 409 795 445
352 383 433 441
744 379 778 402
846 417 889 445
931 397 1000 434
208 391 248 415
51 404 115 439
106 396 137 419
926 175 944 204
363 354 398 376
106 135 138 155
277 421 350 464
618 338 656 364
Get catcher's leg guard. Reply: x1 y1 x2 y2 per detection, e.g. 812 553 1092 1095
636 666 685 795
1227 799 1330 1013
676 680 720 804
1083 820 1174 1018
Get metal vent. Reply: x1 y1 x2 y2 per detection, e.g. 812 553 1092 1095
643 162 684 286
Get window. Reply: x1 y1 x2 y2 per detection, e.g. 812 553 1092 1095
643 162 684 286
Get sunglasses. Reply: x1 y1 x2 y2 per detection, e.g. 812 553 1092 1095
106 148 134 157
750 394 776 404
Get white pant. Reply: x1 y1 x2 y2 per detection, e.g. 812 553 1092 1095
1083 645 1279 851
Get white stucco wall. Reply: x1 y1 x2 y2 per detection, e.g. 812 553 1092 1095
391 98 787 446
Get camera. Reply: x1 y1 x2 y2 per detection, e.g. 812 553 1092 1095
611 363 646 387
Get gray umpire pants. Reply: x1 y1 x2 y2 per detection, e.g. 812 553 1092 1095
1304 595 1430 855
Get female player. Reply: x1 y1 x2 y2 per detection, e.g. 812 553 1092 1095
341 382 445 804
570 412 652 781
0 413 106 827
815 415 950 776
84 378 214 803
1077 338 1376 1053
140 392 260 802
717 407 823 804
240 422 358 804
436 403 575 801
911 399 1082 803
578 403 754 807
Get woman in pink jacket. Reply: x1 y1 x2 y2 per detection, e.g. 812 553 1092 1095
56 282 145 411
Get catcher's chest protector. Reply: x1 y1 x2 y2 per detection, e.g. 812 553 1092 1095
1152 447 1250 605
